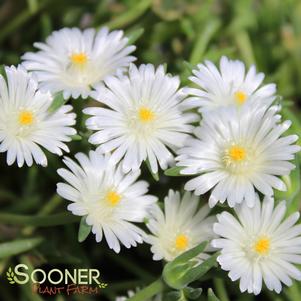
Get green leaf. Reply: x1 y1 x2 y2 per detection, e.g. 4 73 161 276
127 278 164 301
163 291 181 301
163 242 214 289
104 0 152 29
183 287 202 300
48 92 67 113
0 237 43 259
189 19 221 65
208 288 220 301
0 64 6 78
78 217 92 243
182 61 194 73
180 252 219 287
164 166 184 177
145 159 159 181
126 28 144 44
172 241 208 266
71 134 82 141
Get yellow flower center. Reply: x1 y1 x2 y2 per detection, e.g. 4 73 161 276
254 237 270 255
106 191 121 206
234 91 247 105
70 52 88 66
18 110 34 126
138 107 155 122
175 234 189 251
228 146 246 161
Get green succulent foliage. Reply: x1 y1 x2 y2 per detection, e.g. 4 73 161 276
1 1 301 301
164 166 184 176
78 216 92 243
48 92 67 113
163 242 219 290
208 288 220 301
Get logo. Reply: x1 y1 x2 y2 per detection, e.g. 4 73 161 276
6 267 15 284
6 264 108 296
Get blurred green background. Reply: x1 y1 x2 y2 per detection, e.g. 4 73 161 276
1 0 301 300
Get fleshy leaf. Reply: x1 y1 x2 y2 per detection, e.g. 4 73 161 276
163 241 218 289
183 287 202 300
126 28 144 44
48 92 68 113
164 166 184 177
208 288 220 301
78 217 92 243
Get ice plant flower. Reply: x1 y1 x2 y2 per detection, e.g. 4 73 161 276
183 56 276 112
0 65 76 167
212 195 301 295
22 27 136 99
57 151 157 253
176 104 300 208
84 63 198 173
145 190 215 261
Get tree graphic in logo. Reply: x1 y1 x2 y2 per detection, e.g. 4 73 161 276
6 267 15 284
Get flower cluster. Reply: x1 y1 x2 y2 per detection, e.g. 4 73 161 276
2 26 301 296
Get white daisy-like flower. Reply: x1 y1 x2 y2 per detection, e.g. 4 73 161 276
22 27 136 99
212 195 301 295
145 189 215 261
84 63 198 174
0 65 76 167
176 104 300 208
57 150 157 253
183 56 276 112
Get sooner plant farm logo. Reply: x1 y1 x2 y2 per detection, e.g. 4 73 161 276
6 264 108 296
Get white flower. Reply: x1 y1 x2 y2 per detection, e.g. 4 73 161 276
145 190 215 261
22 27 136 99
212 196 301 295
84 63 198 174
57 151 157 253
0 65 76 167
183 56 276 112
176 104 300 208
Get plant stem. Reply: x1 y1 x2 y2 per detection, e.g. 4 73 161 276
103 0 152 30
107 280 146 291
213 278 230 301
189 19 221 65
38 194 62 215
0 212 80 227
127 278 164 301
22 194 63 235
234 30 256 66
